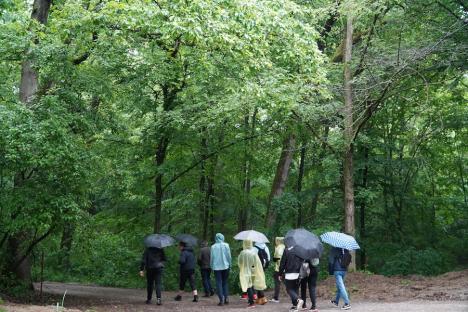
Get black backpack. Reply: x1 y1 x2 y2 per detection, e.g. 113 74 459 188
255 246 270 269
338 249 352 268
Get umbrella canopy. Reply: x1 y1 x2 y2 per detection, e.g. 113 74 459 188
284 228 323 260
176 234 198 247
144 234 175 248
320 231 360 250
234 230 269 243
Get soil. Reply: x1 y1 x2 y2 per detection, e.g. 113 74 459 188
1 270 467 312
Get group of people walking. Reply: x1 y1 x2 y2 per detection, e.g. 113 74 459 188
140 232 353 311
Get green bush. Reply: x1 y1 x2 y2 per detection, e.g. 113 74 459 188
380 247 454 276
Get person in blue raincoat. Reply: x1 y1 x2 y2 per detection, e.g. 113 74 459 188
210 233 232 306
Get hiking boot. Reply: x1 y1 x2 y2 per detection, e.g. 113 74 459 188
174 295 182 301
193 295 199 302
156 298 162 305
341 304 351 310
331 300 339 307
145 299 151 304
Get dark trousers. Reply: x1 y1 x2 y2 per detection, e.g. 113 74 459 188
273 271 281 300
247 287 255 305
285 279 300 306
146 268 163 300
300 271 318 309
179 269 196 291
214 269 229 302
200 268 213 294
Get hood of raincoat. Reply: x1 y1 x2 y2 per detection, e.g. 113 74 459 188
243 239 253 250
238 241 266 292
215 233 225 243
275 237 284 246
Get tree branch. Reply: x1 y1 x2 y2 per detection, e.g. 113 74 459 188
13 225 55 268
162 128 276 191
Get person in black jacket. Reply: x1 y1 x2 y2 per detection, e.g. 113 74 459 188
139 247 166 305
174 242 199 302
278 246 304 312
198 241 215 297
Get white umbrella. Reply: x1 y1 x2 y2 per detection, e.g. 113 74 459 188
234 230 269 243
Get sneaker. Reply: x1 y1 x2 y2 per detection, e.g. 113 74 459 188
341 304 351 310
270 298 280 303
247 304 256 309
296 299 304 311
174 295 182 301
210 290 215 296
289 306 297 312
193 295 199 302
156 298 162 306
241 294 248 300
309 309 319 312
253 294 258 300
301 302 307 310
145 299 151 304
331 300 339 307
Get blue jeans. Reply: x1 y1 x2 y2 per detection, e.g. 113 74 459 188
201 268 213 294
334 271 350 304
214 269 229 303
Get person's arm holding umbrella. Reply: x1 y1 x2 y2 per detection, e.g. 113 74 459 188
139 249 147 277
278 249 287 281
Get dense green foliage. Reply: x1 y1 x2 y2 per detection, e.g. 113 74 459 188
0 0 466 295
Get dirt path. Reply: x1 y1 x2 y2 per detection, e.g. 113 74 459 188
3 271 466 312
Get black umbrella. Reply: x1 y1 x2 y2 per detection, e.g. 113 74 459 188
284 228 323 260
175 234 198 247
144 234 175 248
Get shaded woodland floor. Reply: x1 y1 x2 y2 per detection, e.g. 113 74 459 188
2 270 468 312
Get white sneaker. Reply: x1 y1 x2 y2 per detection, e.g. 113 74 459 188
341 304 351 310
295 299 304 312
270 299 280 303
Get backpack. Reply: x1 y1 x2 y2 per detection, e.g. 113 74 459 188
255 246 270 269
299 260 310 280
338 249 352 268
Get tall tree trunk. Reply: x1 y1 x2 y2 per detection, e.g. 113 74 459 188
8 0 53 287
359 147 368 270
154 136 169 233
265 133 296 228
343 14 356 271
296 141 306 227
59 222 75 271
199 134 208 239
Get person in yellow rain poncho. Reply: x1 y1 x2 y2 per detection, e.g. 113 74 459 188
270 237 285 303
238 239 266 308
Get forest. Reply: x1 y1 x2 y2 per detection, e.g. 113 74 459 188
0 0 467 296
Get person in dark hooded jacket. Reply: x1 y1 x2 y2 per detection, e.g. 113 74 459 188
140 247 166 305
198 241 215 297
174 242 199 302
278 246 304 312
